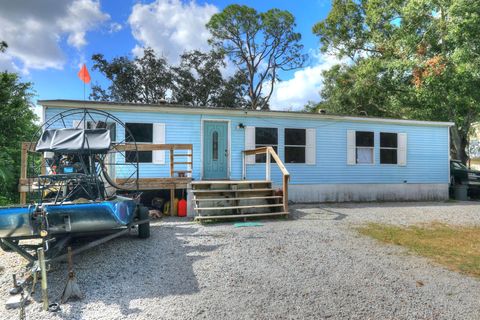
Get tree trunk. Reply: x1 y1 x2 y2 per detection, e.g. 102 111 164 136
451 126 469 164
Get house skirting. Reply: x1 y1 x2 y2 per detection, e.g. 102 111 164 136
288 183 449 203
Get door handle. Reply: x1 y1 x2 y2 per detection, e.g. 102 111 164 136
225 149 228 157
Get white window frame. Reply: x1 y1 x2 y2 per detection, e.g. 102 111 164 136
125 122 154 164
284 128 307 164
380 132 398 165
355 131 375 165
255 127 278 164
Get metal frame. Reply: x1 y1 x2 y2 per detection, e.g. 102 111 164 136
26 108 141 205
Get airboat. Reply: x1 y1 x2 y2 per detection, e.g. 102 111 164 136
0 108 150 309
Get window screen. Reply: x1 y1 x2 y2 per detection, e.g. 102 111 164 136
380 132 397 164
125 123 153 163
356 131 374 164
285 128 306 163
212 131 218 160
255 127 278 163
87 121 116 142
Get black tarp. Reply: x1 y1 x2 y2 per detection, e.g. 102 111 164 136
36 128 111 154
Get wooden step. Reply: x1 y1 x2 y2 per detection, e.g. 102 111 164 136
191 180 271 185
194 212 289 221
192 188 274 194
193 196 282 202
195 203 283 211
173 154 192 156
173 162 192 165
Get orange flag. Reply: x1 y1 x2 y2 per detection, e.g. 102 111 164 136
78 63 91 84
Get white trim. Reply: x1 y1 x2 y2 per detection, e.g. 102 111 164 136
347 130 356 165
39 100 454 127
305 128 316 165
152 123 166 164
353 131 375 165
200 119 231 180
42 106 47 124
448 127 451 183
397 132 407 166
245 126 256 165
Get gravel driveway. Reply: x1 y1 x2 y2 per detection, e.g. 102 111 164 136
1 201 479 320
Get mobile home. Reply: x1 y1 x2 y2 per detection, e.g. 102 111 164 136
39 100 452 216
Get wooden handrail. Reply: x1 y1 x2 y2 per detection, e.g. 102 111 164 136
242 146 290 213
113 143 193 178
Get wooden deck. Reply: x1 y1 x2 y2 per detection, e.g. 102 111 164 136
18 142 193 216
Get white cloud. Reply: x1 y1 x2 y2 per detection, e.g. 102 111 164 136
0 0 110 71
0 53 20 73
58 0 109 48
270 53 344 111
128 0 218 64
109 22 123 34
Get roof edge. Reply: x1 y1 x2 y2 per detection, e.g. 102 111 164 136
38 99 455 127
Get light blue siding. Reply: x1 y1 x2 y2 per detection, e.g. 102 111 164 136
45 107 449 186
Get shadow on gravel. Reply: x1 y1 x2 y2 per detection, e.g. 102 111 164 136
33 222 221 319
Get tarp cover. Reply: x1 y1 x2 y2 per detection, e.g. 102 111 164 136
36 128 111 154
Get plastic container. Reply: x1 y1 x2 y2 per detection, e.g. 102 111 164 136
178 199 187 217
454 185 468 201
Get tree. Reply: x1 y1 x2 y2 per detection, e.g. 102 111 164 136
312 0 480 163
91 48 172 104
207 5 306 110
92 48 248 108
0 41 7 52
171 50 247 108
0 73 37 205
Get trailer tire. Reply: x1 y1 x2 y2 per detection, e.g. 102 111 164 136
137 206 150 239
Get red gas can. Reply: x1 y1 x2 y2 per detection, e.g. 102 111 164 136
177 198 187 217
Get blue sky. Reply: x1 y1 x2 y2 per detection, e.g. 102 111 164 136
0 0 334 113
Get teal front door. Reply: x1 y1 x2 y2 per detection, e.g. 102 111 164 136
203 121 228 179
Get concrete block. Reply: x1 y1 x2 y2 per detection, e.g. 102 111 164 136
5 294 29 310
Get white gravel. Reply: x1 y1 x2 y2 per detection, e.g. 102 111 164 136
1 201 479 320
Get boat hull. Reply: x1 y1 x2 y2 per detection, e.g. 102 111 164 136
0 196 137 238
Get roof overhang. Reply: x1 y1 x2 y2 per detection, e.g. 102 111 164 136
38 99 455 127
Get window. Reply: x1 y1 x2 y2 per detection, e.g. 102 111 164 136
380 132 397 164
87 121 116 142
356 131 374 164
212 131 218 160
255 127 278 163
285 128 306 163
125 123 153 163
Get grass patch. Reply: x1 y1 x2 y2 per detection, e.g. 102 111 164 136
357 223 480 278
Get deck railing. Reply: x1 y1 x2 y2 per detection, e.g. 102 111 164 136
18 142 193 205
242 147 290 212
115 143 193 178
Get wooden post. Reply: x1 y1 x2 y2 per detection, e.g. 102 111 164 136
38 247 49 311
283 175 289 213
266 149 271 181
189 145 193 178
170 186 175 216
169 147 174 178
242 151 246 180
